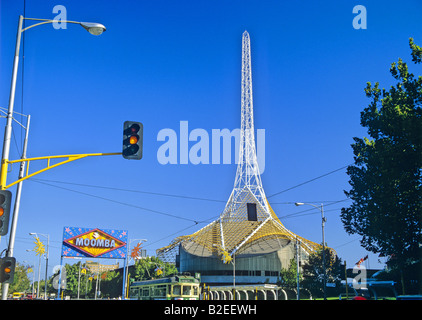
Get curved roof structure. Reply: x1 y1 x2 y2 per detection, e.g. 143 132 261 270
157 198 321 263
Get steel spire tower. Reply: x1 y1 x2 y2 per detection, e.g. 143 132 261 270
157 31 321 266
222 31 270 223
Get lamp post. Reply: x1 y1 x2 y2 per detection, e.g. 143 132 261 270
1 15 106 189
1 14 106 301
213 244 236 299
296 238 300 300
295 202 327 300
125 238 147 299
25 250 36 297
73 257 83 300
29 232 49 300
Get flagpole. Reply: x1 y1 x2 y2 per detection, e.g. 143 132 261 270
122 256 127 299
57 256 63 299
77 261 81 300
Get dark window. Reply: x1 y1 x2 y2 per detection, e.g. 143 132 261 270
247 203 257 221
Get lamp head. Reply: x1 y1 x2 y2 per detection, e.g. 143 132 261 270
295 202 304 206
80 22 106 35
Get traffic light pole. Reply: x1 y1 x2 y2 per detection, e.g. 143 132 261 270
0 16 22 186
0 111 121 300
1 115 30 300
0 15 23 301
0 13 109 300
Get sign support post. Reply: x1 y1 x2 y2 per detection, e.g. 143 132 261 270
122 256 127 299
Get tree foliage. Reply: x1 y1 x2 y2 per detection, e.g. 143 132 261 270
341 38 422 276
302 247 342 298
7 262 31 294
48 262 94 299
100 270 122 298
278 258 301 289
132 256 178 281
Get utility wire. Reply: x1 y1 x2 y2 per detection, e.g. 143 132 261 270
31 163 351 204
280 207 345 220
276 199 350 220
31 178 225 203
26 165 352 248
30 179 202 224
333 237 361 249
142 223 201 249
28 165 352 227
266 165 350 199
11 161 352 260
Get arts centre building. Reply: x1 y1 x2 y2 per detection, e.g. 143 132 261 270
157 32 323 286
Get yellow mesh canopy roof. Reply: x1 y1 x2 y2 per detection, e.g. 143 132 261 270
156 194 322 262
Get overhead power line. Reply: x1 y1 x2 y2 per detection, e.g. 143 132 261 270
30 179 203 224
275 199 350 220
27 164 351 229
31 178 225 203
266 165 350 199
32 163 351 204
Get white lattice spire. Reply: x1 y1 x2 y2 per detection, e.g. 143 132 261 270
221 31 270 223
156 32 322 264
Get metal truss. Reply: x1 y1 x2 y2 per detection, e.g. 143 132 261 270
1 152 120 190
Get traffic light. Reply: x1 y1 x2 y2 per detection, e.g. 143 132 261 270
0 190 12 236
0 257 16 284
123 121 143 160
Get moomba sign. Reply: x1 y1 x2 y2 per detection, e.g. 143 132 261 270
61 226 127 258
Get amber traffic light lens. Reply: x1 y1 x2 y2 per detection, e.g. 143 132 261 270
129 136 138 144
0 208 4 217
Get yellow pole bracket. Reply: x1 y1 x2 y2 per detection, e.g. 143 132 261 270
1 152 121 190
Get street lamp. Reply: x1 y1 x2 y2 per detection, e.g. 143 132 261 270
1 15 106 188
125 239 147 299
80 22 106 35
0 14 106 301
20 18 106 35
29 232 49 300
295 202 327 300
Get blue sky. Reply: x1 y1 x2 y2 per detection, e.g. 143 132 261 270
1 0 421 280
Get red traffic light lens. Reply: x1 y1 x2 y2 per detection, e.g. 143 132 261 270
130 124 140 132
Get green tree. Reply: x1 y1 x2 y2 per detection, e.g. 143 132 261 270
341 38 422 294
63 263 81 297
133 256 177 281
7 262 31 294
48 262 94 299
302 247 342 298
100 270 122 298
278 258 301 289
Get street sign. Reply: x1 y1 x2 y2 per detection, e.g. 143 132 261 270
61 227 127 258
